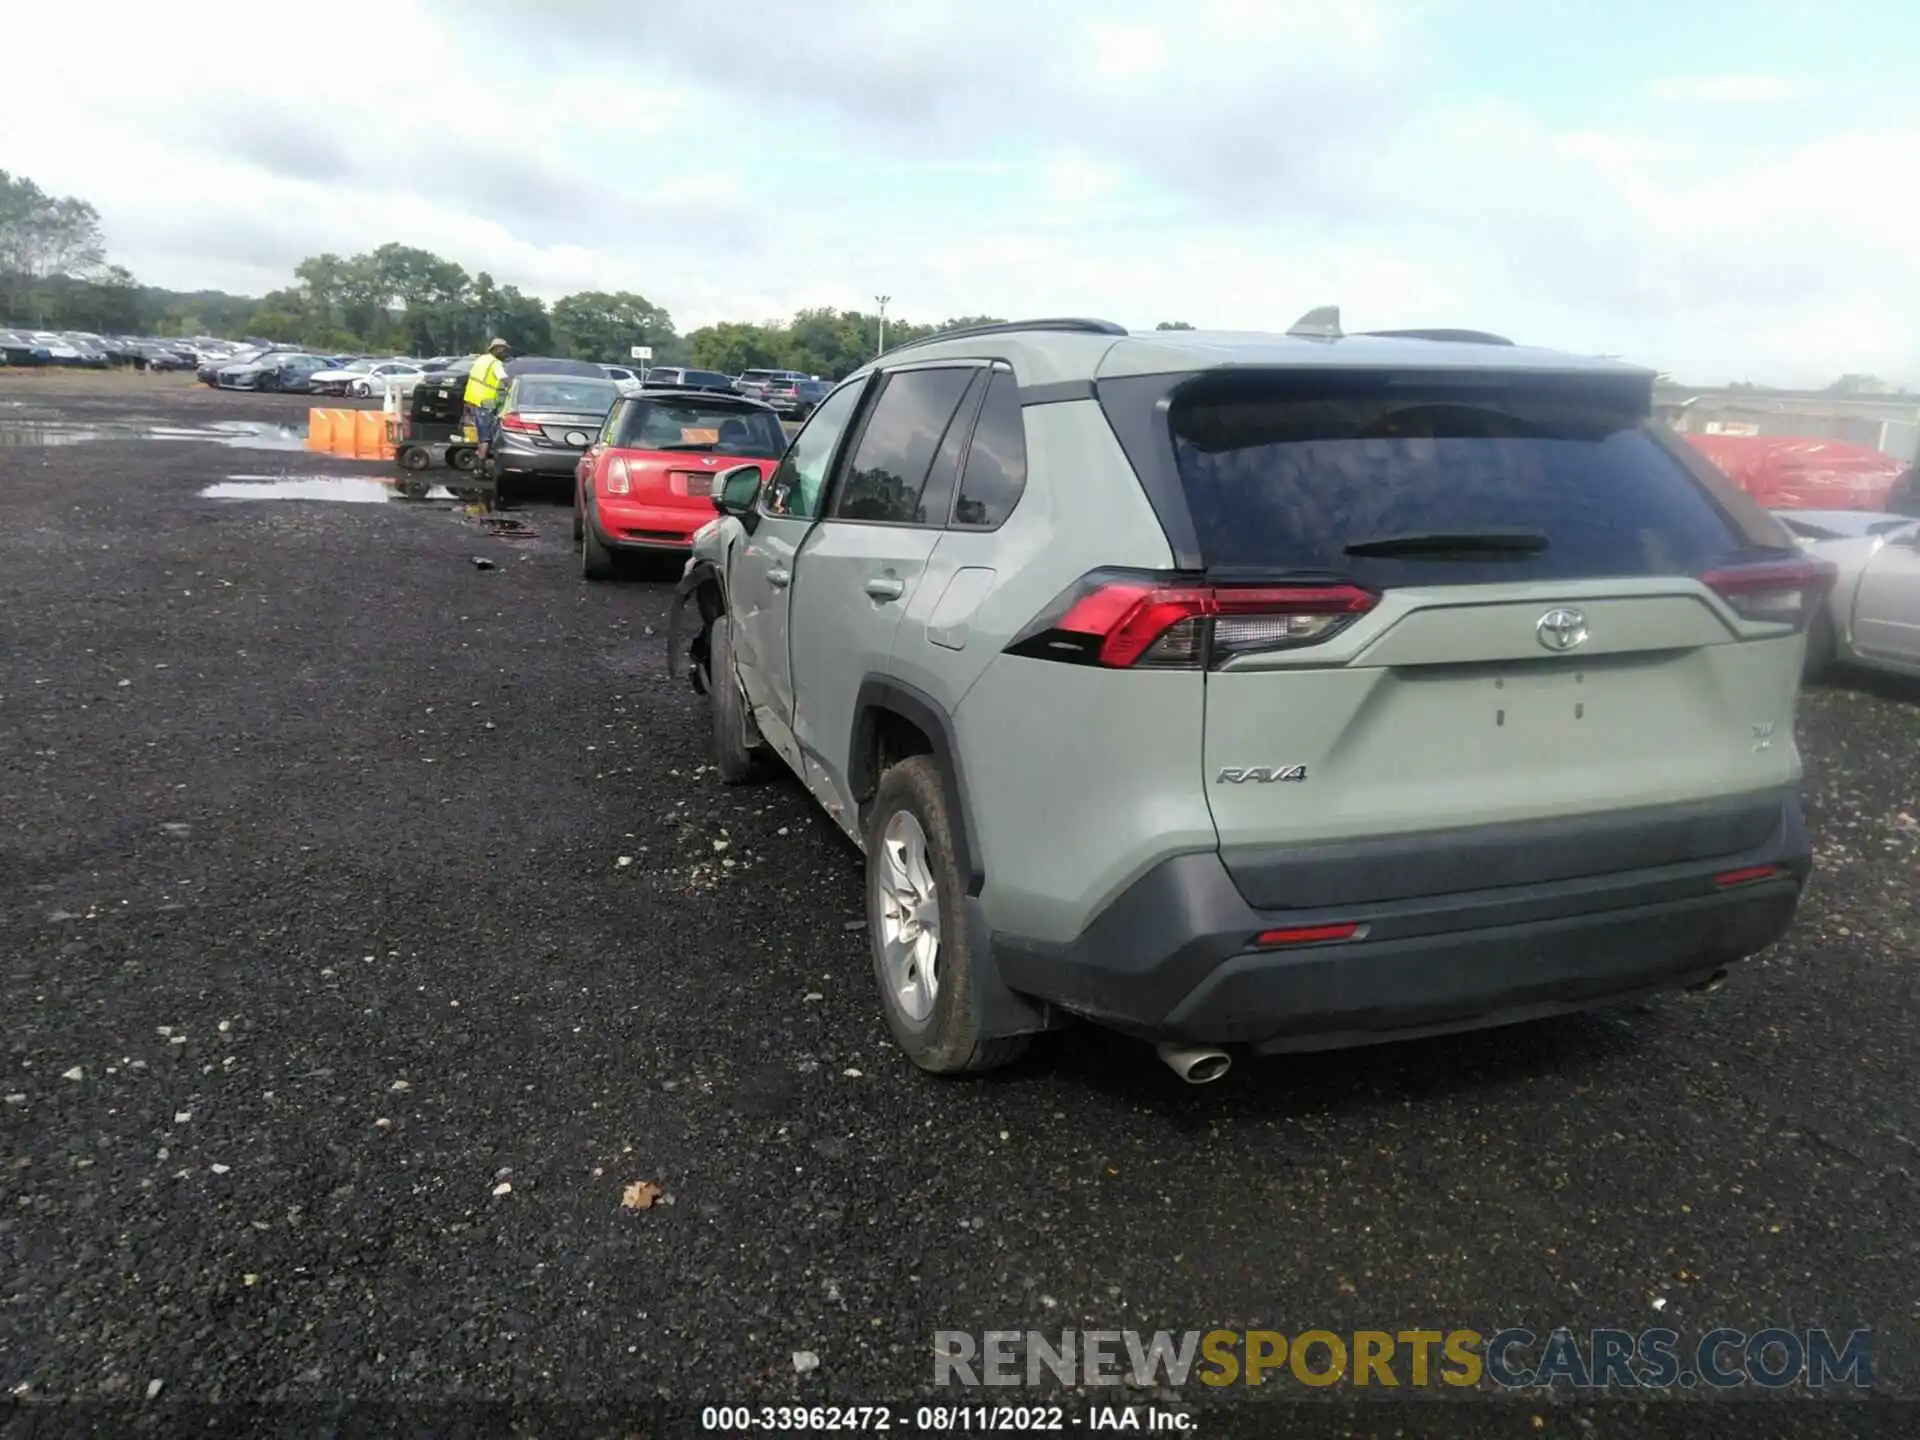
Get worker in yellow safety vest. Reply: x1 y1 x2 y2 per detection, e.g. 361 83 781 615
464 338 511 463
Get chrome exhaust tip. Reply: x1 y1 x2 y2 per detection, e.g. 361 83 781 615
1687 969 1730 995
1156 1042 1232 1085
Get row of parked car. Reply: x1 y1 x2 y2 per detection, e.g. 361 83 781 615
0 328 215 371
0 326 837 426
192 347 473 396
638 366 833 420
181 343 837 420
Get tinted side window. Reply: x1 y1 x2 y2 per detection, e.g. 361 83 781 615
764 380 867 520
832 367 976 524
917 371 988 528
952 370 1028 529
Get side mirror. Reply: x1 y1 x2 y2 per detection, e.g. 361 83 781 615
714 464 763 518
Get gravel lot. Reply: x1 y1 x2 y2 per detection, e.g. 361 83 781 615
1 372 1915 1433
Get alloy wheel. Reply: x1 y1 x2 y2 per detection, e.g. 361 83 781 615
877 810 941 1023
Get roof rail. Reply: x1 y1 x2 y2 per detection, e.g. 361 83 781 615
1363 327 1515 346
880 317 1128 358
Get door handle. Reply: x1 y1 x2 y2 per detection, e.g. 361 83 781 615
767 568 791 588
864 575 906 602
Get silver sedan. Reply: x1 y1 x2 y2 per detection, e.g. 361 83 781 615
1776 509 1920 680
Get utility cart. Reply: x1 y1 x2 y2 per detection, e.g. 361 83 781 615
388 369 484 500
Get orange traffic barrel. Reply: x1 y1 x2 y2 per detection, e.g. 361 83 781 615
354 409 391 462
326 410 359 456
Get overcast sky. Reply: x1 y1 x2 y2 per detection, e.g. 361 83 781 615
9 1 1916 386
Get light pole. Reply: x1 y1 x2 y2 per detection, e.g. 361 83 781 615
874 295 891 356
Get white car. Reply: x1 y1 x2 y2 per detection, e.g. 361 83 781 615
600 364 644 396
1777 509 1920 680
310 360 428 398
30 333 83 362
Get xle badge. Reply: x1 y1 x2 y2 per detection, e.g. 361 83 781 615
1216 765 1308 784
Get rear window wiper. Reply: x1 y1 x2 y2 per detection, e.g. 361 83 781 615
1343 529 1549 559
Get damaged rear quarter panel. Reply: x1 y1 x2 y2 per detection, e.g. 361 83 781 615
666 516 746 684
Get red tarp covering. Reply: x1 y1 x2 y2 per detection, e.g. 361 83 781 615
1683 433 1904 511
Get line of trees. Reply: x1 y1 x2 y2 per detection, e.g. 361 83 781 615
1 169 1201 379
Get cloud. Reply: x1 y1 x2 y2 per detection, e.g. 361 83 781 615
1086 22 1168 80
1 2 1913 388
435 0 1424 219
1649 73 1807 104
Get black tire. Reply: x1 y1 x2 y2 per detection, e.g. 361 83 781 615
572 503 584 543
448 446 477 472
706 615 760 784
398 445 431 472
864 756 1032 1075
1803 602 1836 683
581 506 617 581
395 474 432 500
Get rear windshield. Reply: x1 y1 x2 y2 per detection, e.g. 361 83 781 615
614 399 787 458
681 370 731 387
514 378 617 411
1168 373 1786 585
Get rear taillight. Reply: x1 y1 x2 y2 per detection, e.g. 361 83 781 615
1006 570 1379 669
498 413 541 433
1714 864 1784 888
605 456 630 495
1700 556 1836 628
1253 922 1365 948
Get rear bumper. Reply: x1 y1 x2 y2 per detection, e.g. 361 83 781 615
492 436 586 479
591 497 712 551
990 787 1811 1050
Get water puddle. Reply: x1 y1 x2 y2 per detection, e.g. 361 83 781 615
199 478 459 504
0 417 311 450
200 478 391 503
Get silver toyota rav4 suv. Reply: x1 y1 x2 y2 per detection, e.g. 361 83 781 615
672 313 1831 1082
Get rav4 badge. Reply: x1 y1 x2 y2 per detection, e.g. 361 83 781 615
1216 765 1308 784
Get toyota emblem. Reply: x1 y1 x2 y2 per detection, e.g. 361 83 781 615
1535 607 1589 652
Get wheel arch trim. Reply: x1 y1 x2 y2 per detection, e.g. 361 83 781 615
849 676 984 897
850 675 1053 1039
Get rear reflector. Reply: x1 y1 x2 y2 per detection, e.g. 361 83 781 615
1700 556 1837 627
1010 571 1379 669
1713 865 1784 888
1253 922 1363 948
